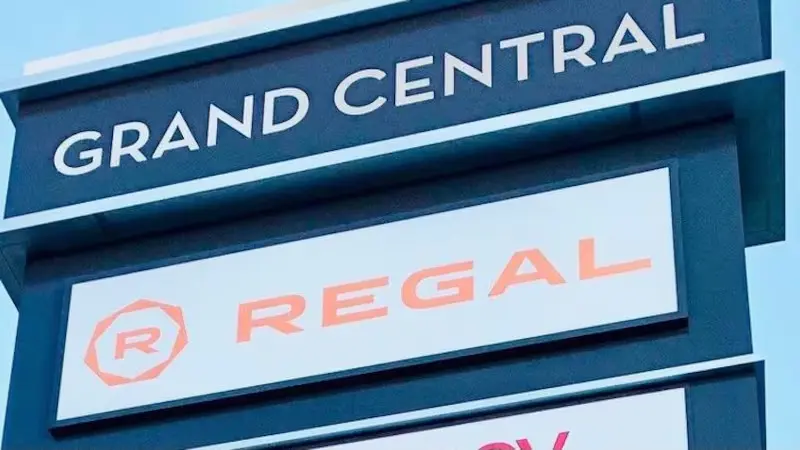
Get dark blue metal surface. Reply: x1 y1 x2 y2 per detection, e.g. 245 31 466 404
5 0 767 217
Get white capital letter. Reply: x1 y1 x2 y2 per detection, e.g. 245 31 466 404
395 56 435 107
208 95 254 147
110 122 149 168
444 43 493 97
152 111 200 159
54 131 103 176
263 87 310 135
663 3 706 49
335 69 387 116
553 25 597 74
603 13 657 63
500 32 546 81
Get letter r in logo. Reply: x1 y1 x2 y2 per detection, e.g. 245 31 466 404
115 327 161 360
84 299 188 386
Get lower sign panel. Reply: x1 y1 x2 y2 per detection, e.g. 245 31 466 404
316 388 689 450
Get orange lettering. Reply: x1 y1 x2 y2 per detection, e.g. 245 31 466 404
490 249 566 297
402 261 474 309
578 238 651 280
115 327 161 360
237 295 305 342
323 277 389 327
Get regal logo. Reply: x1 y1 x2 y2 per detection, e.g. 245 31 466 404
84 299 188 386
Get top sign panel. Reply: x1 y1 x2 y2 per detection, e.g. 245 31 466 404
7 0 766 217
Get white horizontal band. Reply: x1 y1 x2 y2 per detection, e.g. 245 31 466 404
189 354 761 449
22 0 408 77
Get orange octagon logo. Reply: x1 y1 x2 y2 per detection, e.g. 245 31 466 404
84 299 188 386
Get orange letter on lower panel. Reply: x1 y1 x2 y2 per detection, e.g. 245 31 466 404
323 277 389 327
237 295 306 343
578 237 651 280
489 249 566 297
402 261 475 309
115 328 161 360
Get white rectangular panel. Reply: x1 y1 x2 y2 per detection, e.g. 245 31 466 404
57 167 678 420
316 388 689 450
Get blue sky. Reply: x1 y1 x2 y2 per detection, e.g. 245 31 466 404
0 0 797 447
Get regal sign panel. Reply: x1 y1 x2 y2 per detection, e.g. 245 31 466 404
315 388 689 450
55 167 679 421
7 0 767 216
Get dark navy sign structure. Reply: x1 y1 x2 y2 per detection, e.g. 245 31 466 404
0 0 784 449
7 0 765 216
